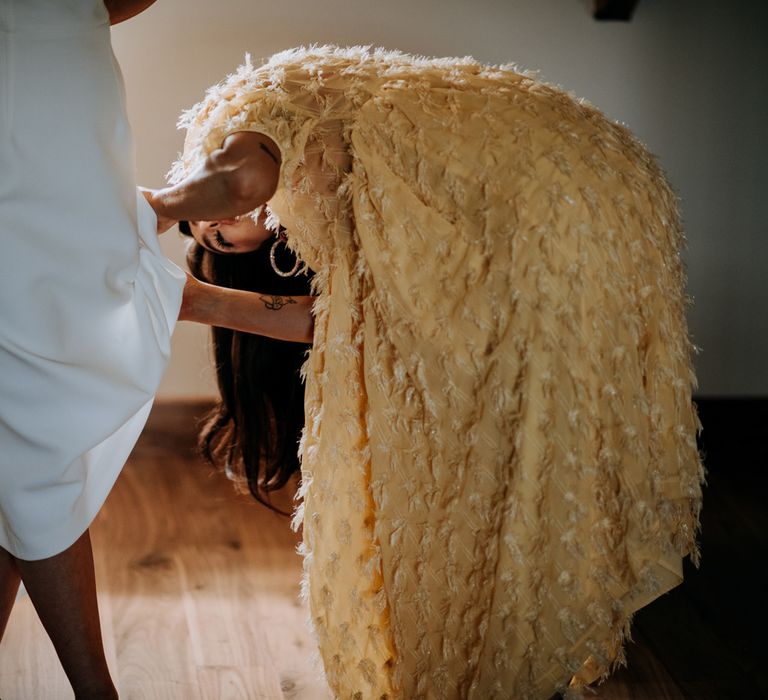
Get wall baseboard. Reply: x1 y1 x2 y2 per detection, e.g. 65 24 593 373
695 397 767 471
140 399 216 456
145 397 766 469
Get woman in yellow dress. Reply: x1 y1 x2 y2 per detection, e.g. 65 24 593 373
149 45 703 699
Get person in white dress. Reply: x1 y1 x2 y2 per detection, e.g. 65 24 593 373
0 2 184 697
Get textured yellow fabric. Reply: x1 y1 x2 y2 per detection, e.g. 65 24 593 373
173 46 704 700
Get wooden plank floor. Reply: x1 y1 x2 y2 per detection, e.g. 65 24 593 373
0 402 331 700
1 398 764 699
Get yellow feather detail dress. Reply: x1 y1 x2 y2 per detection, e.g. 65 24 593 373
172 46 703 700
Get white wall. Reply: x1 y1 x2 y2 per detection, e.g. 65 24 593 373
112 0 768 398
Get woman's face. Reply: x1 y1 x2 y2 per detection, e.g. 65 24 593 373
187 209 272 254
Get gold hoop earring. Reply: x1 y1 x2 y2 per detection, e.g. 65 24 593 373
269 232 300 277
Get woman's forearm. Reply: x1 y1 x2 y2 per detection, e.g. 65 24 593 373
180 276 314 344
103 0 158 24
149 131 281 223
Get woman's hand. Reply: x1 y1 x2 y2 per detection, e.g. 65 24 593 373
139 187 177 235
179 272 205 324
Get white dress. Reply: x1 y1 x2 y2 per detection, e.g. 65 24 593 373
0 0 184 560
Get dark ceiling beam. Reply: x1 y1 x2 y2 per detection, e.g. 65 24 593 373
593 0 639 21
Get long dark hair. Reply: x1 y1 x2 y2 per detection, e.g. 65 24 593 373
184 225 312 509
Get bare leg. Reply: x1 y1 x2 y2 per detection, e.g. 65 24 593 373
16 530 117 699
0 546 21 641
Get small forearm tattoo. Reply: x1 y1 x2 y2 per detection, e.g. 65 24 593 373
259 295 297 311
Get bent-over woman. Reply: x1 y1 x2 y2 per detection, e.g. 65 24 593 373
150 46 703 699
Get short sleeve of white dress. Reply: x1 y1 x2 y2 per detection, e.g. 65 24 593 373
0 0 184 560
